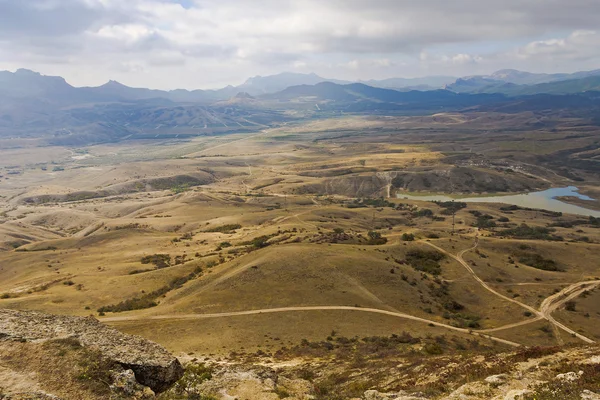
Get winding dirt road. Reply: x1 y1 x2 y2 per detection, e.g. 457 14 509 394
423 238 599 344
100 234 597 348
101 305 521 347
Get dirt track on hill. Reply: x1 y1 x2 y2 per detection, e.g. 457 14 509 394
423 238 599 344
101 305 521 347
101 237 597 348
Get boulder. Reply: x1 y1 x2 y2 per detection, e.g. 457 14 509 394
0 309 184 393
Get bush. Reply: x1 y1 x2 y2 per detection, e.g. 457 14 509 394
517 253 563 272
496 224 563 241
413 209 434 218
435 201 467 215
98 266 203 313
401 233 415 242
159 364 215 400
367 231 387 245
406 249 445 275
141 254 171 269
205 224 241 233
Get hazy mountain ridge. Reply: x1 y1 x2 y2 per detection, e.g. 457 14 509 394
446 69 600 94
3 68 600 146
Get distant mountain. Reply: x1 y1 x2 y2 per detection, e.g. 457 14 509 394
236 72 350 95
447 75 600 96
447 69 600 93
79 80 175 102
3 68 600 147
0 69 74 99
362 76 456 90
237 73 457 93
263 81 507 112
488 69 562 85
445 77 510 93
0 69 206 104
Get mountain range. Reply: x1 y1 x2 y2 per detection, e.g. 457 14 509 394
2 67 600 146
4 67 600 106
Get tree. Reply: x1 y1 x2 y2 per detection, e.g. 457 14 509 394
401 233 415 241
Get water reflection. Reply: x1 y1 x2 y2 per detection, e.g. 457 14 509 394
396 186 600 217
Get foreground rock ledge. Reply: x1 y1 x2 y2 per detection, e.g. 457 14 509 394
0 309 183 393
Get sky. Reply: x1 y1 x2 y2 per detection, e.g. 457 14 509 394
1 0 600 90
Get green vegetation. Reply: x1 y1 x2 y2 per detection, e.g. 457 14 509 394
401 233 415 241
474 214 496 229
367 231 387 245
141 254 171 269
412 208 434 218
98 266 203 313
159 364 216 400
170 184 191 194
205 224 242 233
517 252 563 272
406 249 445 275
435 201 467 215
496 224 564 241
346 197 395 209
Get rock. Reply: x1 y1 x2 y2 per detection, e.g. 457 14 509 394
1 394 61 400
276 376 314 398
363 390 426 400
503 389 532 400
583 356 600 365
581 390 600 400
555 371 582 382
447 382 491 398
0 309 184 393
485 374 508 385
110 369 155 399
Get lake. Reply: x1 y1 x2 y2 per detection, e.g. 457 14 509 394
396 186 600 218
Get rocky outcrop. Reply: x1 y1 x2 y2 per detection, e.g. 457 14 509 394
0 309 183 393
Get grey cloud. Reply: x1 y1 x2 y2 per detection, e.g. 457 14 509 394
2 0 600 88
0 0 131 37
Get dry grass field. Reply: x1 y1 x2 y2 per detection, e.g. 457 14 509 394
1 113 600 358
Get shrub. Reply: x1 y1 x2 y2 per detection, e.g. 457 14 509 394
205 224 241 233
160 364 215 399
406 249 445 275
401 233 415 242
141 254 171 269
98 266 203 313
496 224 563 241
413 209 434 218
518 253 563 272
367 231 387 245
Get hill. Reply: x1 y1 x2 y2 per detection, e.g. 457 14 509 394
447 73 600 96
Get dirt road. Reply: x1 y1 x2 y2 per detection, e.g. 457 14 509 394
101 305 521 347
423 238 598 344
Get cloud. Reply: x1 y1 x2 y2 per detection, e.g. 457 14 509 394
1 0 600 88
515 30 600 61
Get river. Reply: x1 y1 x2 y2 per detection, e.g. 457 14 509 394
396 186 600 218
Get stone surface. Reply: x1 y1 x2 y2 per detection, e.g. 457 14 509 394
485 374 508 385
0 309 183 393
362 390 426 400
581 390 600 400
555 371 582 382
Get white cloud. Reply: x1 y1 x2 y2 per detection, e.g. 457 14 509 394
2 0 600 88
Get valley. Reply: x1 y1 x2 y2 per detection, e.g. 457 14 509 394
2 75 600 399
2 114 600 358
